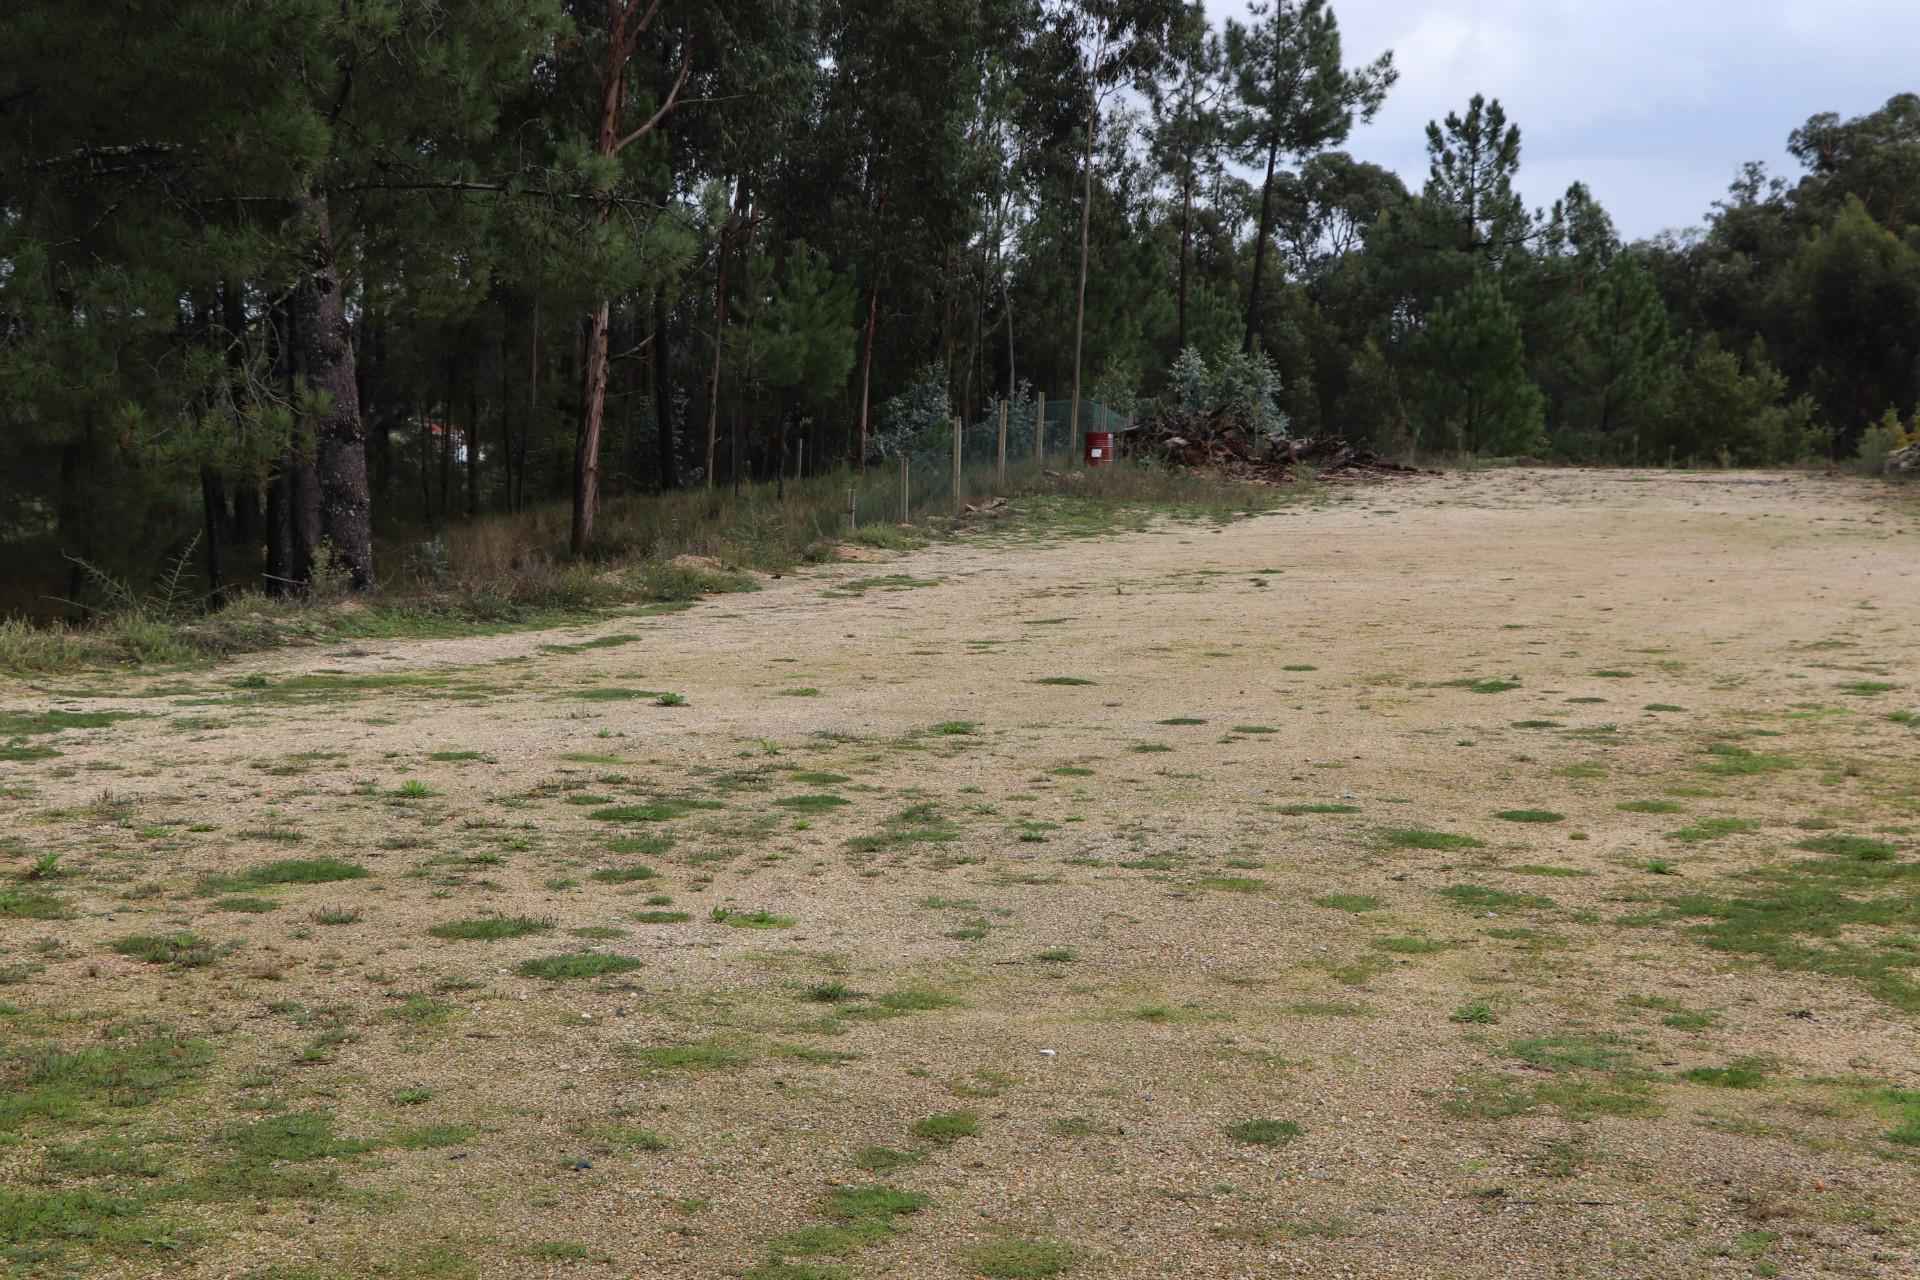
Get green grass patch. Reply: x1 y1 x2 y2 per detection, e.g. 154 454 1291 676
1440 884 1554 911
428 916 552 941
1224 1118 1303 1146
910 1110 979 1144
514 952 642 981
1494 809 1564 824
1379 828 1485 851
110 932 226 967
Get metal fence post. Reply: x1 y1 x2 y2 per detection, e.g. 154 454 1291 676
997 401 1008 486
1035 391 1046 469
952 416 963 509
899 453 909 524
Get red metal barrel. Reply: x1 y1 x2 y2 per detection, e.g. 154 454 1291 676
1084 431 1115 467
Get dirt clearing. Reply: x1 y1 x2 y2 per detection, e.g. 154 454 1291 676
3 469 1918 1280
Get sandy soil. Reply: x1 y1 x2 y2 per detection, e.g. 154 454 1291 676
3 468 1918 1280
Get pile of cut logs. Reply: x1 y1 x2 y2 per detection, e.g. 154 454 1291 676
1118 408 1420 482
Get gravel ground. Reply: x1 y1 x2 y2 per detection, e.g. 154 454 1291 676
2 467 1917 1280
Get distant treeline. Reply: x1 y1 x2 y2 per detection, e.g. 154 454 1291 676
3 1 1917 610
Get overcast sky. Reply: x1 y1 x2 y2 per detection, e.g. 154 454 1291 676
1199 0 1920 239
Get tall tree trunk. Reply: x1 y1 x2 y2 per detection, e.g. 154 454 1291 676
704 177 748 491
523 298 540 515
776 396 789 500
439 360 454 516
1002 276 1016 401
573 297 612 551
1242 142 1279 354
498 318 513 512
1178 169 1194 353
292 187 375 587
465 371 480 517
1069 102 1098 444
654 291 676 490
57 438 87 621
854 183 889 474
200 468 226 609
270 297 321 592
569 2 689 553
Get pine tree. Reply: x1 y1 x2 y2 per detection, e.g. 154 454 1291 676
1412 278 1544 456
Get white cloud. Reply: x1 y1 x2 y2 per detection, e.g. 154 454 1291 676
1199 0 1920 236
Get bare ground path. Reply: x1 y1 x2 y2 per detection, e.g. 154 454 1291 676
3 469 1918 1279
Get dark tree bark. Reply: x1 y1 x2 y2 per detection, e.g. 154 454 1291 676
572 6 692 555
200 468 225 608
654 290 676 490
1242 142 1279 353
853 182 888 473
466 370 480 516
291 188 375 587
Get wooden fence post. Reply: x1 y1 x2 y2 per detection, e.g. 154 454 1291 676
997 401 1008 486
1035 391 1046 469
952 416 963 509
899 453 909 524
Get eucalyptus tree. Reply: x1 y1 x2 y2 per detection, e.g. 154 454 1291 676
1148 6 1230 353
1224 0 1394 352
1045 0 1183 442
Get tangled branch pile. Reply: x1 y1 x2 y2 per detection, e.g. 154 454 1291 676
1118 409 1420 482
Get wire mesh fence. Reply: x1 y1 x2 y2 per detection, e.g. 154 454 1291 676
849 399 1131 529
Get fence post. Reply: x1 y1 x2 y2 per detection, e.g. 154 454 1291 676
848 484 856 532
951 416 963 509
1035 390 1046 469
997 401 1008 487
899 453 910 524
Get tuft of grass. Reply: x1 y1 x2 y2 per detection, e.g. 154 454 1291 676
1034 676 1097 686
589 863 658 883
632 909 692 924
514 952 642 981
1619 799 1684 814
909 1110 979 1144
428 916 552 941
1199 875 1269 894
1494 809 1564 824
1795 834 1898 862
931 720 977 735
713 908 794 930
210 895 277 913
1313 893 1377 913
1441 678 1520 694
1372 936 1451 955
1668 817 1759 843
110 932 226 967
1224 1118 1304 1146
223 857 370 887
774 794 851 813
965 1236 1082 1279
1275 803 1359 816
1440 883 1554 911
1379 827 1486 851
1682 1065 1769 1089
1836 680 1902 697
0 887 69 920
852 1146 920 1171
1697 743 1795 776
630 1036 752 1070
